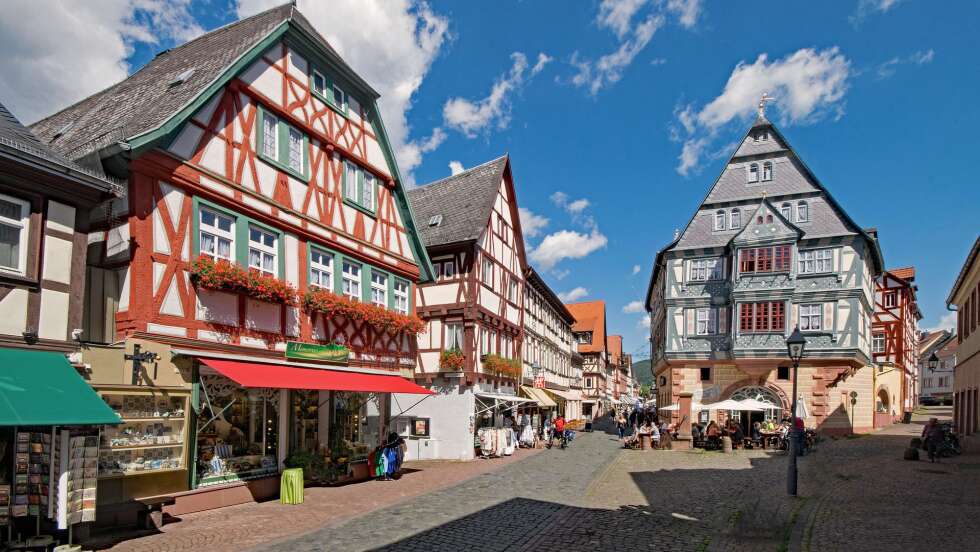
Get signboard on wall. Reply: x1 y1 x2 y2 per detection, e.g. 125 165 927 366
411 417 431 437
285 341 349 363
533 375 545 388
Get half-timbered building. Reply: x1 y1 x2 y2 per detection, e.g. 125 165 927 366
645 106 884 436
871 265 920 426
397 156 531 461
30 4 434 517
566 300 612 419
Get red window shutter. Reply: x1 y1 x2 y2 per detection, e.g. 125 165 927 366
755 302 769 331
740 303 753 332
772 302 785 331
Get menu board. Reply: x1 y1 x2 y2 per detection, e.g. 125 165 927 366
0 484 9 526
13 431 51 517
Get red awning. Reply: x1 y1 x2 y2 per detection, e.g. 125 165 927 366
199 358 434 395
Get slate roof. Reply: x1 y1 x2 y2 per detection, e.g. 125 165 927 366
407 156 508 248
0 102 119 193
30 3 371 162
566 300 606 355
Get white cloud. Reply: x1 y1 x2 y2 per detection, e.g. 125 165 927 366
442 52 550 138
877 49 936 80
597 0 650 39
924 311 957 333
572 14 664 96
850 0 903 26
0 0 203 124
566 199 590 213
448 160 464 175
557 287 590 302
673 47 851 175
518 207 549 238
529 227 608 270
238 0 450 185
637 314 652 330
622 300 645 313
550 191 592 215
666 0 703 29
650 57 667 66
632 264 641 275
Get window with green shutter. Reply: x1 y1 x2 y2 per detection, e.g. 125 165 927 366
256 106 309 181
342 160 377 215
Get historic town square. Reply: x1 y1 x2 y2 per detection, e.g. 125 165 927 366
0 1 976 550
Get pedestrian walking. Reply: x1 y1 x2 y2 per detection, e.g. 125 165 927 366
922 417 944 463
616 413 626 440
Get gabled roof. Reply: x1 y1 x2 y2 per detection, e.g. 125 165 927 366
608 335 623 365
407 156 509 248
30 3 375 163
730 198 802 245
645 115 884 307
0 102 119 194
566 300 606 354
947 236 980 307
918 330 952 357
888 267 915 282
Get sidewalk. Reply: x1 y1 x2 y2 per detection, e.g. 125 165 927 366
84 449 540 552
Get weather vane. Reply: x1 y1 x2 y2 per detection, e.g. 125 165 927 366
758 92 775 117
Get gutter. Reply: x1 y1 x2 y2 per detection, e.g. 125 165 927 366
0 144 120 197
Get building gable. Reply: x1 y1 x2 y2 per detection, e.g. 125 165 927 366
731 199 801 246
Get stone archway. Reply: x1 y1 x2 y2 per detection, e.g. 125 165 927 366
876 387 890 413
719 377 790 412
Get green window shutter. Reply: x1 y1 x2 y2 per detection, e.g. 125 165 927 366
278 232 286 279
333 252 344 295
255 108 265 159
387 273 395 310
362 265 372 303
356 169 364 207
191 197 201 257
235 218 249 269
277 119 288 166
303 134 310 179
341 161 349 200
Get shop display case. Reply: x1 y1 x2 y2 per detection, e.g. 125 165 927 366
95 388 190 478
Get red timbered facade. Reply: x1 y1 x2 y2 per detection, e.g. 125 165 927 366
872 267 921 423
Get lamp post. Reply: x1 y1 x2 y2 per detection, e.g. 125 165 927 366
927 352 941 372
785 327 807 496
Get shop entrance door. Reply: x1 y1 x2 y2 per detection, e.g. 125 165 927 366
290 390 320 453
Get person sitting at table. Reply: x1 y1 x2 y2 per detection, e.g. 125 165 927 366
751 421 762 442
650 421 661 448
731 423 744 448
691 423 702 442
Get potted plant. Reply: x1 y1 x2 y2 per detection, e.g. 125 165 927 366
439 348 465 371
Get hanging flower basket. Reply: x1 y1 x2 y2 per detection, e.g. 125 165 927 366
439 348 465 371
483 354 522 379
190 255 298 305
302 288 425 336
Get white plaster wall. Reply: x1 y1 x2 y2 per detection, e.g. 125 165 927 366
0 289 28 336
45 200 75 235
38 289 69 341
41 236 73 285
421 284 458 305
392 388 475 461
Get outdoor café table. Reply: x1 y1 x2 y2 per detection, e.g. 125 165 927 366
638 432 652 450
759 430 783 449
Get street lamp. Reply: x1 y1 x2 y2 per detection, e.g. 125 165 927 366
785 327 807 496
927 352 939 372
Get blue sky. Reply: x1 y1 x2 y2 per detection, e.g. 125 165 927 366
3 0 977 359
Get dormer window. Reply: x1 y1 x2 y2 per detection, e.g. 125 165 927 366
730 209 741 230
762 161 772 181
714 210 726 231
797 201 809 222
748 163 759 183
766 214 773 223
761 131 769 142
780 203 792 221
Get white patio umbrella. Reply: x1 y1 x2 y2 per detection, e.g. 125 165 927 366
795 396 809 419
739 398 783 412
658 402 706 411
705 399 762 411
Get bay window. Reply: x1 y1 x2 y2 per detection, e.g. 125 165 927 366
695 308 718 335
799 249 832 274
739 245 791 274
0 194 29 274
799 304 822 331
248 226 277 276
690 258 723 281
739 302 785 332
199 207 234 262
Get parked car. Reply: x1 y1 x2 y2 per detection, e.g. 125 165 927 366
919 396 940 406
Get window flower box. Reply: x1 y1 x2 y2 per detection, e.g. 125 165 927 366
190 255 297 305
302 288 425 336
439 348 465 371
482 354 522 379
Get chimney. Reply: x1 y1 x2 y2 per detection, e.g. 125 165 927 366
864 227 878 240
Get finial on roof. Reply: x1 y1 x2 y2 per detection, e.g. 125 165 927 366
762 190 768 199
758 91 775 118
673 228 680 240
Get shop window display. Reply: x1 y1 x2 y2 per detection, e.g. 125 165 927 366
196 375 279 486
97 391 188 477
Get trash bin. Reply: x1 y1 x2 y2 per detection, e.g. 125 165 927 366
902 412 912 424
280 468 304 505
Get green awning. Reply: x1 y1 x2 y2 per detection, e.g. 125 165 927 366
0 348 120 426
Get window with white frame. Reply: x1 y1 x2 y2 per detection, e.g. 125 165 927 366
442 259 455 280
780 203 792 221
884 291 897 307
489 329 497 353
287 127 304 174
482 257 493 287
714 210 726 231
342 260 361 300
797 201 809 222
748 163 759 183
248 226 277 276
311 70 327 97
370 272 387 307
344 162 358 203
480 327 489 355
445 322 464 350
261 112 278 159
343 161 376 212
872 333 885 353
762 161 773 181
689 258 723 281
509 279 518 302
332 82 346 111
730 209 741 230
393 280 409 314
0 195 29 273
199 208 234 262
309 248 333 289
695 308 718 335
799 304 822 331
798 249 832 274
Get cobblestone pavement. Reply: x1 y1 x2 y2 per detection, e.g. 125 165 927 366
85 450 539 552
